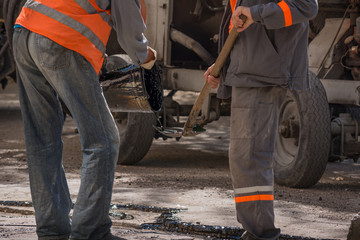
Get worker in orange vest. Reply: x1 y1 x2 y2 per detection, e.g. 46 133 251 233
204 0 318 239
13 1 155 239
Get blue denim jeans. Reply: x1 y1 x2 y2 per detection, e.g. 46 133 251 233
13 28 120 240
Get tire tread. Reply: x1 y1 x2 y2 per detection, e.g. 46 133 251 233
275 72 330 188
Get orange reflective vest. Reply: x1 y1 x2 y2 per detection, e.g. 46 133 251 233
15 0 112 74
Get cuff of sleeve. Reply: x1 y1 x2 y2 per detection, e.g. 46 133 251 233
141 47 157 70
250 5 263 23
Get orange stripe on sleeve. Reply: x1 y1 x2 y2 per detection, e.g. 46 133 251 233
228 0 238 32
235 194 274 203
278 0 292 27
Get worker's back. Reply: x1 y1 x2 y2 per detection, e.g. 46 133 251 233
15 0 112 73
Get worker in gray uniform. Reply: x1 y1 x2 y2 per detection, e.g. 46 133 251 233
204 0 318 239
13 0 155 239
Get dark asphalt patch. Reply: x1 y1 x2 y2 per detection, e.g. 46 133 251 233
0 201 337 240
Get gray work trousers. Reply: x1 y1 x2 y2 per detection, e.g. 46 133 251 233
229 86 287 240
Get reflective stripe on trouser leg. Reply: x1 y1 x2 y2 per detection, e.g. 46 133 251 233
229 87 286 240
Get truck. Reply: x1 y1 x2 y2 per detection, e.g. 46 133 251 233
0 0 359 189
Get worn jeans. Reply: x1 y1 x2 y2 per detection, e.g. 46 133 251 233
13 28 120 240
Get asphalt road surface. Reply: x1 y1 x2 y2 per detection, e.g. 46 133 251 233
1 81 360 240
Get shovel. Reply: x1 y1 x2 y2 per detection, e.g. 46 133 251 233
156 15 247 138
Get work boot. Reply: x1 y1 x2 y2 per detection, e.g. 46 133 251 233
39 235 69 240
69 235 125 240
102 232 126 240
241 231 257 240
348 212 360 240
69 232 125 240
241 231 279 240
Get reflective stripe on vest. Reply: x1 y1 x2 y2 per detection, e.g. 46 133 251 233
15 0 112 74
278 0 293 27
229 0 237 32
74 0 111 27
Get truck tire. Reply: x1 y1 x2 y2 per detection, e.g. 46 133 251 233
274 72 331 188
114 112 156 165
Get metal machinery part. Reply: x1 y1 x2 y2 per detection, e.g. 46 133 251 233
155 23 246 138
307 0 360 163
100 55 163 113
102 54 157 165
144 0 226 136
331 113 360 161
101 65 155 113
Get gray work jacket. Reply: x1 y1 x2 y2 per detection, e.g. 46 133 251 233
111 0 149 65
217 0 318 99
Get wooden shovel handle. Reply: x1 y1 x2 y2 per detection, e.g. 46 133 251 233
182 16 246 136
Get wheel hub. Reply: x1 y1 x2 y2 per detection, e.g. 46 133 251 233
279 119 300 138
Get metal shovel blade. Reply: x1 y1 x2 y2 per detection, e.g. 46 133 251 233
153 126 183 138
153 125 206 138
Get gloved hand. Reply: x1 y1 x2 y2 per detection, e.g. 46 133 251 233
141 46 157 70
142 47 162 111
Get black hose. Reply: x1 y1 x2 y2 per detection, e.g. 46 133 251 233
201 0 225 12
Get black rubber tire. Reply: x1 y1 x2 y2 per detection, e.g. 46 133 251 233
3 0 25 49
115 112 156 165
274 72 331 188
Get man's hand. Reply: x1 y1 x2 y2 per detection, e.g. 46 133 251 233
232 6 254 32
141 47 157 70
204 64 220 89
